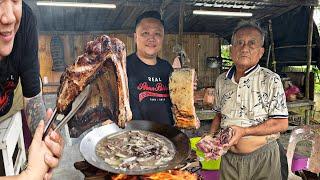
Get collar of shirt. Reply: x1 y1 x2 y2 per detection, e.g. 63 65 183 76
226 64 260 81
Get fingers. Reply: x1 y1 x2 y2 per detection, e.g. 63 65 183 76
34 120 45 140
44 173 52 180
226 135 238 146
44 169 53 180
44 153 59 169
51 131 64 148
45 131 64 158
46 108 53 120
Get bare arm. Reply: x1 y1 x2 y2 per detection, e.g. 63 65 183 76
244 118 288 136
210 112 222 133
24 92 46 135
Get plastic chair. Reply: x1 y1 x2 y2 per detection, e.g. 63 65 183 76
286 125 320 180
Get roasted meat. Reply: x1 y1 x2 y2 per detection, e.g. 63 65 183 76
196 127 233 159
56 35 132 136
169 68 200 129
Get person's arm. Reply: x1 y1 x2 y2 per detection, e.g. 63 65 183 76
25 109 64 179
227 118 288 146
210 77 221 133
210 112 221 133
24 91 46 135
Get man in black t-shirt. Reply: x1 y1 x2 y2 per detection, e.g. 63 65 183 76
0 0 63 178
127 11 174 125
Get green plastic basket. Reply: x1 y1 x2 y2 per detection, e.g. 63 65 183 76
190 137 221 170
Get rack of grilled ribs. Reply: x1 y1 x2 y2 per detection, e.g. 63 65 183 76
56 35 132 136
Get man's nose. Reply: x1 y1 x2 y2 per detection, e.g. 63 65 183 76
0 2 16 25
240 43 250 52
147 33 157 40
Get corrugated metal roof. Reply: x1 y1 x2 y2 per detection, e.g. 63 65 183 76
26 0 319 37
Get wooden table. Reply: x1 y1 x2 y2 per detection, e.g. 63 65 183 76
196 110 216 120
196 99 315 125
287 99 315 125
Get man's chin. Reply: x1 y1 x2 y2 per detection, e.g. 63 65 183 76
0 42 14 59
145 53 157 58
0 50 12 60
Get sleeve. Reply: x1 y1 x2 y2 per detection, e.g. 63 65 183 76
268 75 288 118
19 5 41 98
213 76 221 113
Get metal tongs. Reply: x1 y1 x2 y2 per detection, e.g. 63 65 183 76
42 85 91 140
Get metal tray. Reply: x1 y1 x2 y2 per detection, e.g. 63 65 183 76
79 120 191 175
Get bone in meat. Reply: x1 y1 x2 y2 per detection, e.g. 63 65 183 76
56 35 132 136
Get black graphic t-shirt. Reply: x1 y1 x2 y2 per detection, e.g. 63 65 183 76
0 2 40 116
127 53 173 125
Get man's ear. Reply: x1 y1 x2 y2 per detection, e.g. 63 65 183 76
259 47 265 59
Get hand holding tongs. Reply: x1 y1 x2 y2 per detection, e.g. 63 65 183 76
42 85 91 140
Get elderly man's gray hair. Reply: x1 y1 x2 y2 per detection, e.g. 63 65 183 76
231 20 265 46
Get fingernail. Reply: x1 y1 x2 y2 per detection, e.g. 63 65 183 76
39 120 44 126
41 120 44 124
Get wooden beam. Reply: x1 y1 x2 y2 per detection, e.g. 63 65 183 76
268 20 276 72
178 0 185 44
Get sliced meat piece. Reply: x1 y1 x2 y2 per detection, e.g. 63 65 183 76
169 68 200 129
56 35 132 136
196 127 233 160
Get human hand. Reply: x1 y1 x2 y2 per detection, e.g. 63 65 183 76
196 134 216 153
172 56 182 69
24 120 52 180
224 126 246 147
43 109 64 180
198 135 224 160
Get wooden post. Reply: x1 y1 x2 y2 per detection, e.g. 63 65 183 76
178 0 185 66
266 45 271 69
306 6 314 100
268 20 276 72
305 6 314 125
178 0 184 44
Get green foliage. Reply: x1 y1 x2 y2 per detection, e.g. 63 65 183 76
315 83 320 93
221 45 233 68
313 66 320 93
221 45 231 59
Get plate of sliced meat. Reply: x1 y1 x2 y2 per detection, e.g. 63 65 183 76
80 120 191 175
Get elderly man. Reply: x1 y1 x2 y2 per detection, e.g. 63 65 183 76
210 21 288 180
127 11 174 125
1 0 63 178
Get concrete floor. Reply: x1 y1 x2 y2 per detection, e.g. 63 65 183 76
52 137 84 180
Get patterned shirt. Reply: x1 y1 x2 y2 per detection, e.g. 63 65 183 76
214 64 288 128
